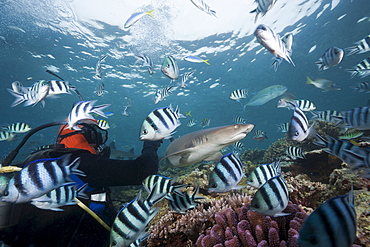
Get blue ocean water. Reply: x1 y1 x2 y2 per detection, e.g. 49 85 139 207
0 0 369 162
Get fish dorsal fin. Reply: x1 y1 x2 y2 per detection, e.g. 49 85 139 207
109 141 116 149
129 148 135 153
191 135 208 147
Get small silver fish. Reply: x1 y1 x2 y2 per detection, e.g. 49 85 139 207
254 24 295 66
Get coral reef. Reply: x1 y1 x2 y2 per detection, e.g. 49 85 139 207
147 193 252 247
196 203 307 247
282 149 343 183
147 191 309 247
240 148 266 165
284 172 330 209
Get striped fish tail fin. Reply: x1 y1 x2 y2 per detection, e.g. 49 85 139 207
191 185 206 201
313 133 328 147
345 46 359 56
63 155 85 177
92 104 111 118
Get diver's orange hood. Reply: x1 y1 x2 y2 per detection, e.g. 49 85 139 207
57 120 97 154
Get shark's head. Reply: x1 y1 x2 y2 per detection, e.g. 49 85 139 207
221 124 254 144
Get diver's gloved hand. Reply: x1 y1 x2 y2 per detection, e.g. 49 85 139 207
142 140 162 153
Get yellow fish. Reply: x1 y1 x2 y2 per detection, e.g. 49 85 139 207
185 111 192 117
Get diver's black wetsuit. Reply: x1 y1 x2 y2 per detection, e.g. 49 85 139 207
0 140 161 247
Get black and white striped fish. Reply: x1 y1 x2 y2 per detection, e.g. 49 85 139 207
310 110 342 124
0 131 15 141
7 80 50 107
252 130 268 142
161 56 179 81
271 33 293 71
134 54 154 75
110 185 166 247
250 174 289 217
342 148 370 177
67 100 110 130
180 70 196 88
208 152 245 193
276 122 289 133
345 34 370 56
351 81 370 92
316 47 344 71
190 0 216 17
232 116 247 124
285 146 305 160
11 81 29 94
250 0 277 22
95 54 107 79
298 189 356 247
186 119 197 127
288 101 315 142
254 24 295 66
246 161 281 188
233 141 245 150
335 106 370 130
230 89 248 102
94 82 106 97
314 134 370 176
140 104 185 141
346 57 370 78
47 80 76 96
167 185 205 214
200 118 211 128
31 183 88 211
97 120 110 130
0 154 84 203
5 122 31 133
142 174 187 199
154 86 173 104
277 99 316 112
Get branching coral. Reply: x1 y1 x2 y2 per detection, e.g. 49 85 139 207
147 192 308 247
147 193 252 247
196 202 307 247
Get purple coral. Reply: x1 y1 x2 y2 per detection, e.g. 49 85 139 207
196 202 307 247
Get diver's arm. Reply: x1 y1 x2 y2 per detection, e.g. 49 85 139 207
75 140 161 188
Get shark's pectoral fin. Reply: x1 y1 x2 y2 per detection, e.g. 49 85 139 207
159 148 193 164
203 151 223 161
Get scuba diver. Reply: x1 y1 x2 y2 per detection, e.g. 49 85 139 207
0 119 162 247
